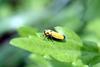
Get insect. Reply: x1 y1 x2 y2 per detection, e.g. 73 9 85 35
44 29 65 41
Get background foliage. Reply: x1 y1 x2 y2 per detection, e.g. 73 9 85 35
0 0 100 67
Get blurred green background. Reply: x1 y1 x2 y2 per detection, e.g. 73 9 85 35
0 0 100 67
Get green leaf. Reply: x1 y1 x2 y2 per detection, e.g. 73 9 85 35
26 54 73 67
93 63 100 67
26 54 51 67
72 59 88 67
18 26 38 37
80 41 99 65
82 18 100 48
85 18 100 38
82 41 99 52
10 26 83 62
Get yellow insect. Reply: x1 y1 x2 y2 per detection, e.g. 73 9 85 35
44 29 65 41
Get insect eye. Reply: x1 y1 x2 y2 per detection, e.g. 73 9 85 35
46 32 49 34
